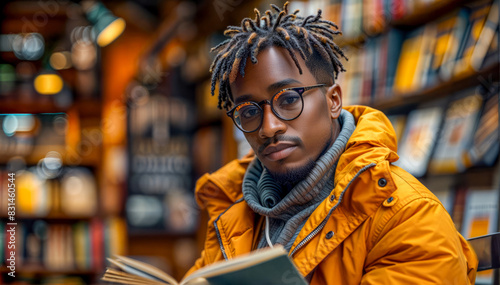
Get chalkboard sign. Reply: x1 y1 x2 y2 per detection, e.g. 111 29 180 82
126 73 198 234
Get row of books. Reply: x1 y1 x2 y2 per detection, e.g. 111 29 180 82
0 167 98 217
435 186 499 284
293 0 481 40
339 0 499 105
390 85 498 177
0 217 126 273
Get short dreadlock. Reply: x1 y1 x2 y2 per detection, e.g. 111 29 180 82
209 1 347 110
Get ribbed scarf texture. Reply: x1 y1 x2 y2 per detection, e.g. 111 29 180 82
242 110 356 251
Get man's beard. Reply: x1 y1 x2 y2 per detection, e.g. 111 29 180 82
268 159 317 191
267 131 334 192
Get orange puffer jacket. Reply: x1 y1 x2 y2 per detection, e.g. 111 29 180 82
185 105 478 284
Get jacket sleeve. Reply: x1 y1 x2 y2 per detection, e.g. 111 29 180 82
361 197 478 285
184 155 254 278
184 175 233 277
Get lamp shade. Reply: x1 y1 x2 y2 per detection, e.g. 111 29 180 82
85 2 126 47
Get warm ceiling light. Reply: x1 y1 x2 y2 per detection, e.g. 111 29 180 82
34 74 63 95
96 17 126 47
85 2 126 47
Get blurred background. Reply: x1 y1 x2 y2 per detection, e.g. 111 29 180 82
0 0 498 284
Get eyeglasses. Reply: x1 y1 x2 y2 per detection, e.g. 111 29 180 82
226 84 326 133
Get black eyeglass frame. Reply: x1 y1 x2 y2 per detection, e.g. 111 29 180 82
226 84 326 133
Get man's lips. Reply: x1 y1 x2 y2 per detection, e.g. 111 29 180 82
262 143 297 161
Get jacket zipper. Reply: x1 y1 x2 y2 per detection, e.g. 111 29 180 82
214 219 228 260
214 198 244 260
289 163 376 257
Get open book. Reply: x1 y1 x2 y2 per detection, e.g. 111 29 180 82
102 245 307 285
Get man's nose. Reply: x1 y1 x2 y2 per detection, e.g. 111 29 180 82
258 104 286 139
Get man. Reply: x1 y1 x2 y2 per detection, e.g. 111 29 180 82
186 3 478 284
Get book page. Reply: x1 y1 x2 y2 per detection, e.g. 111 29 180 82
110 255 179 285
103 268 166 285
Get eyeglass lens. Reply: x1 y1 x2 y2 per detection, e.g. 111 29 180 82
233 89 303 132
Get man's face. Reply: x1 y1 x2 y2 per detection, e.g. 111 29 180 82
230 46 342 179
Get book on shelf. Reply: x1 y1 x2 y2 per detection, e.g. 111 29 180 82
386 114 407 146
394 105 443 177
428 89 483 174
325 0 342 29
360 39 377 104
479 23 499 69
471 0 499 71
453 0 493 77
390 0 407 21
463 91 499 168
426 10 463 87
362 0 385 36
393 24 436 95
340 46 363 106
0 223 3 268
341 0 363 41
379 28 404 99
448 186 466 232
102 245 307 285
371 36 384 99
418 23 438 89
432 187 455 215
462 186 499 237
439 7 471 81
392 27 423 94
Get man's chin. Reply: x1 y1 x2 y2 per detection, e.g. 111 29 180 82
266 159 316 191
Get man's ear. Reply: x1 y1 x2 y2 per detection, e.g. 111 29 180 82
326 83 343 120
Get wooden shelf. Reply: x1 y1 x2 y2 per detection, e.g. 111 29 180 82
127 228 198 238
370 62 500 111
0 99 102 117
420 164 499 187
0 265 96 275
0 213 95 221
391 0 468 28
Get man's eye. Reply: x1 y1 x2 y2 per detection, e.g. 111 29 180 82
239 106 260 119
276 92 300 107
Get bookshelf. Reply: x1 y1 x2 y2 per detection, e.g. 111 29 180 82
0 110 127 285
308 0 500 283
0 5 127 285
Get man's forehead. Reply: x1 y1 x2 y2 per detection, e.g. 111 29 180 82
230 47 312 99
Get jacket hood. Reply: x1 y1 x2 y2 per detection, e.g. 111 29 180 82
335 105 399 185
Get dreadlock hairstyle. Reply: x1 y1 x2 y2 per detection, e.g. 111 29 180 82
209 1 347 110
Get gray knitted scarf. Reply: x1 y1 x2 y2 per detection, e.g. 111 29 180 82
242 110 356 251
